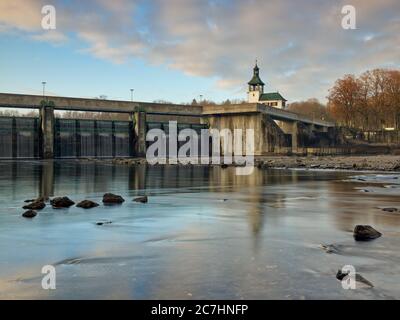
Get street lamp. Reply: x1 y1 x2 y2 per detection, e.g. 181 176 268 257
130 89 134 102
42 81 46 98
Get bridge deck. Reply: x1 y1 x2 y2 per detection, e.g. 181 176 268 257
0 93 203 116
0 93 334 127
202 103 335 127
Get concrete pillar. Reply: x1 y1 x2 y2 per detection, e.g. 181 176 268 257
111 121 116 157
11 117 17 158
39 105 55 159
291 121 298 153
134 111 146 157
75 119 81 158
39 160 54 200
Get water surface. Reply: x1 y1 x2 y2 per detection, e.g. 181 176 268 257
0 160 399 299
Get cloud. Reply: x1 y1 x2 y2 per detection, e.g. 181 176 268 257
0 0 399 101
0 0 44 32
31 30 67 43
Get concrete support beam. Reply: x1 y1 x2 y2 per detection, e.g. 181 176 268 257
39 160 54 200
39 106 55 159
291 121 298 153
134 111 147 157
277 120 299 153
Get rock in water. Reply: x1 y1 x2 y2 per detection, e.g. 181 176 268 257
102 193 125 204
24 196 46 203
76 200 99 209
336 270 374 288
22 210 37 218
133 196 148 203
336 270 347 281
320 244 340 254
50 197 75 208
353 225 382 241
23 201 45 210
96 221 112 226
382 207 398 213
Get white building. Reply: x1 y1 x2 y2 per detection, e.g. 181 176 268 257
247 62 287 109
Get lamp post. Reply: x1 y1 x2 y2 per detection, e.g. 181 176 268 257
42 81 46 98
130 89 134 102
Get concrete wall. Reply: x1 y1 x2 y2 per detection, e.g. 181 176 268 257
146 114 202 124
206 112 288 156
260 114 288 153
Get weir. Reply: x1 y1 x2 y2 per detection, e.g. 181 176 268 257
54 119 133 158
0 115 207 159
0 93 338 159
0 117 39 159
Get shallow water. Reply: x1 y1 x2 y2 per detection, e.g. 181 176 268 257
0 160 399 299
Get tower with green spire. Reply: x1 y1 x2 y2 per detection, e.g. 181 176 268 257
247 61 287 108
247 61 265 103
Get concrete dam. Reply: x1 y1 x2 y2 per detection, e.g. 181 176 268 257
0 93 339 159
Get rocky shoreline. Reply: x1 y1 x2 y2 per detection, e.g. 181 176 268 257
92 155 400 172
255 155 400 172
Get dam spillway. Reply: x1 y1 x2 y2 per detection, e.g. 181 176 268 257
0 117 39 159
0 117 134 159
54 119 132 158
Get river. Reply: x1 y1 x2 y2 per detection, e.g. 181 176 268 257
0 160 399 299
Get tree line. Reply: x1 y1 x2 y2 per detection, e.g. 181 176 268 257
327 69 400 130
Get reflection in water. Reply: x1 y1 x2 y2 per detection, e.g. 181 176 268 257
0 161 399 299
3 161 304 245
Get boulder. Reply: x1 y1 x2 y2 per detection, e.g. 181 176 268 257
96 221 112 226
320 244 341 254
23 201 45 210
336 269 348 281
353 225 382 241
133 196 148 203
102 193 125 204
336 270 374 288
22 210 37 218
76 200 99 209
24 196 46 203
50 197 75 209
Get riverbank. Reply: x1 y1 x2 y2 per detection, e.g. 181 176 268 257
255 155 400 171
103 155 400 172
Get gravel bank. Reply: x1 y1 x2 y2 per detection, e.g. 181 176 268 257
82 155 400 172
255 155 400 171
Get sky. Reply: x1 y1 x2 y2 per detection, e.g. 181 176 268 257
0 0 399 104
